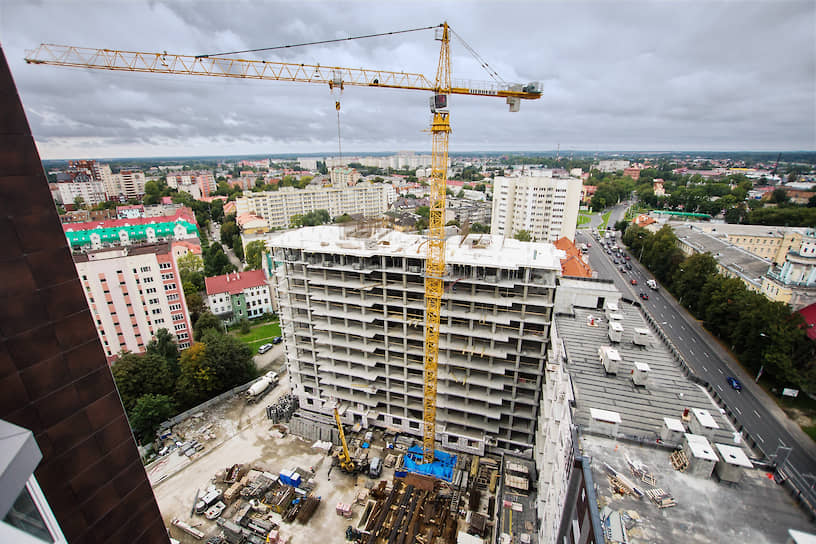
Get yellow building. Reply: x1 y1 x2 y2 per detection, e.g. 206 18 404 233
695 224 806 265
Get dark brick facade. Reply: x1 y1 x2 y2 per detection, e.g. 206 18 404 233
0 46 168 543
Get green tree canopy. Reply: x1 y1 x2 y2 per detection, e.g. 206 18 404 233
220 221 239 246
194 311 223 341
111 352 176 412
244 240 266 271
514 230 532 242
128 394 176 443
145 328 180 377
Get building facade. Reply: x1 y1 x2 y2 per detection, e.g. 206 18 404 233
235 183 389 231
63 208 199 251
269 226 561 454
108 170 146 200
166 170 216 199
74 242 194 360
596 159 629 173
205 270 274 325
490 175 583 242
1 44 167 542
56 177 107 207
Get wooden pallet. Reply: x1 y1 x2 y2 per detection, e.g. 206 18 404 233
609 475 631 495
645 488 677 509
670 450 689 472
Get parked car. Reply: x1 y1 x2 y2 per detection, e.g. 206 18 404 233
630 279 638 285
258 343 273 354
272 336 283 344
726 376 742 391
639 292 649 300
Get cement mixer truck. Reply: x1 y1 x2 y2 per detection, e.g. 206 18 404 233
246 375 273 403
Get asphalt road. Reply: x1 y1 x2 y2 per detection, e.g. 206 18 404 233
576 224 816 481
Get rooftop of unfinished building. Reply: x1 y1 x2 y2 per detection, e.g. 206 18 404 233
556 303 739 447
580 435 816 543
268 225 564 270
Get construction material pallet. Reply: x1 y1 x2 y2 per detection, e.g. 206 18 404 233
645 488 676 509
670 450 689 472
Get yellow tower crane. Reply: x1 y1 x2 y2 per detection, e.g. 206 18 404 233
25 23 541 463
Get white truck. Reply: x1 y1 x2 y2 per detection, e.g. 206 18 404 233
646 279 658 290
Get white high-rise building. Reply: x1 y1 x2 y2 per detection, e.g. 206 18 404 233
490 175 583 242
269 226 561 453
235 183 389 230
109 170 147 200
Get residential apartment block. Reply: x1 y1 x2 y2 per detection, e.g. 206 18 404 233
63 208 199 250
56 175 107 207
235 183 389 231
108 169 147 200
269 226 561 454
75 242 194 360
596 159 629 173
490 175 582 242
205 270 274 325
166 170 216 199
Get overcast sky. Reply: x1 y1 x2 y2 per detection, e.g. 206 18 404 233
2 1 814 159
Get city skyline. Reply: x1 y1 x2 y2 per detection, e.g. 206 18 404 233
3 1 814 159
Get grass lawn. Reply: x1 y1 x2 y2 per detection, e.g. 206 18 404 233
232 320 282 353
577 213 591 227
597 211 611 233
759 381 816 443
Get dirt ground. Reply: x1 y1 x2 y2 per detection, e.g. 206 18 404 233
149 369 385 543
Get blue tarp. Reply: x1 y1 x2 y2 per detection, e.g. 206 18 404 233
402 446 457 482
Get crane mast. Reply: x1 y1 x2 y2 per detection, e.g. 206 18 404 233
25 23 541 467
422 22 451 464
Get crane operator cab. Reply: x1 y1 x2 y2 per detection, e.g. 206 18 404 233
430 93 448 113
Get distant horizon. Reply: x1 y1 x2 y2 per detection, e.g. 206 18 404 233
39 149 816 165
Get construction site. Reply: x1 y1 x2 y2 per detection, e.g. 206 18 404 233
151 371 539 544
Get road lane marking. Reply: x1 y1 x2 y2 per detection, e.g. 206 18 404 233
718 368 723 374
717 385 723 391
779 438 786 447
689 349 694 355
692 337 697 343
757 434 765 443
753 410 761 419
702 366 708 372
735 406 742 415
704 353 710 358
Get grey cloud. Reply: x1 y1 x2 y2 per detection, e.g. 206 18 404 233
3 0 814 158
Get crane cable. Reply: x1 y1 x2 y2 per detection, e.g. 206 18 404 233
450 29 506 85
335 98 342 167
196 25 441 58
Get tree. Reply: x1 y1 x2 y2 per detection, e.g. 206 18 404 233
128 394 176 443
244 240 266 270
145 328 181 378
174 343 216 407
177 252 204 293
232 235 244 261
445 219 460 227
204 243 235 276
456 189 466 198
194 311 222 341
614 220 629 232
199 330 257 390
185 292 206 327
111 352 176 412
220 221 239 246
514 230 532 242
670 253 717 316
415 206 430 219
470 222 489 233
73 196 85 210
239 319 251 334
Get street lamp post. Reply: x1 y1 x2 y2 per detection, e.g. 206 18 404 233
756 332 768 383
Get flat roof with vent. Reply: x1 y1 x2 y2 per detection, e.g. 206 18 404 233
692 408 719 429
715 443 753 468
685 433 719 461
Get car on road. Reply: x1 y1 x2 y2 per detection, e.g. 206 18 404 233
272 336 283 344
586 242 592 248
258 343 273 354
630 279 638 285
620 266 626 273
639 292 649 300
726 376 742 391
625 255 631 260
625 262 632 270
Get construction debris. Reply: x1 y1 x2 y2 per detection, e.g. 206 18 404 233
626 456 656 486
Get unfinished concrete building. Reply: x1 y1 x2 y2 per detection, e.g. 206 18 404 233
268 225 562 454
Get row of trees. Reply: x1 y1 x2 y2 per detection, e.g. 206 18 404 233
112 319 257 442
621 224 816 390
